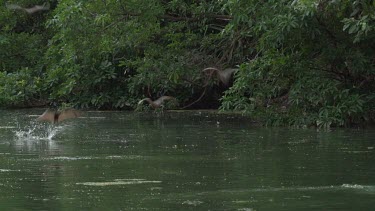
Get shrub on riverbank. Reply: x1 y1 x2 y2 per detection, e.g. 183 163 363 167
0 0 374 127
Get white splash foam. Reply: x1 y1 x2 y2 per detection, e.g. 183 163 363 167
14 123 64 141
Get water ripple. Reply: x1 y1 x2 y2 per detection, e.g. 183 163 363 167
218 184 375 194
76 179 162 186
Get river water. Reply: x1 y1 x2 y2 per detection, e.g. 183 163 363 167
0 109 374 210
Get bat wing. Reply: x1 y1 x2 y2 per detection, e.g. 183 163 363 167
36 109 56 123
219 68 238 86
138 98 148 105
38 2 50 10
25 2 50 14
157 96 174 103
202 67 220 73
5 4 24 10
57 109 81 123
152 96 175 107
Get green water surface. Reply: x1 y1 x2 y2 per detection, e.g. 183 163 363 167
0 109 374 210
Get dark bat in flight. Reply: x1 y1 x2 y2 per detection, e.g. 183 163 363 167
6 2 50 14
138 96 175 109
36 109 81 124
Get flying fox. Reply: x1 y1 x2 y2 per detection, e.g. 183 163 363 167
6 2 50 14
203 67 238 86
36 108 81 124
138 96 175 109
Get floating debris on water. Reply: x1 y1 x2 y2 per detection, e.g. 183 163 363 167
237 208 254 211
0 126 17 129
76 179 162 186
20 155 147 162
27 115 40 117
341 184 375 191
342 150 372 154
42 156 97 161
150 187 162 191
232 200 254 204
218 184 375 193
105 155 143 160
0 169 21 172
182 200 203 206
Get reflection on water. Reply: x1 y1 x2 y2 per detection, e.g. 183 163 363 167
0 109 375 210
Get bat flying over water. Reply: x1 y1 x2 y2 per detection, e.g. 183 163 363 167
138 96 175 109
36 109 81 124
6 2 50 14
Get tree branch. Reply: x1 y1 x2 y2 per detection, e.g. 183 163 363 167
120 12 232 23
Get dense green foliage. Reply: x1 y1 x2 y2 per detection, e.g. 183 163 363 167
1 0 374 127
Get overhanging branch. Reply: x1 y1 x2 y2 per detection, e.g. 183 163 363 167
121 12 232 23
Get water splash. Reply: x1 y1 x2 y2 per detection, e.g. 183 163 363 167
14 122 64 141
